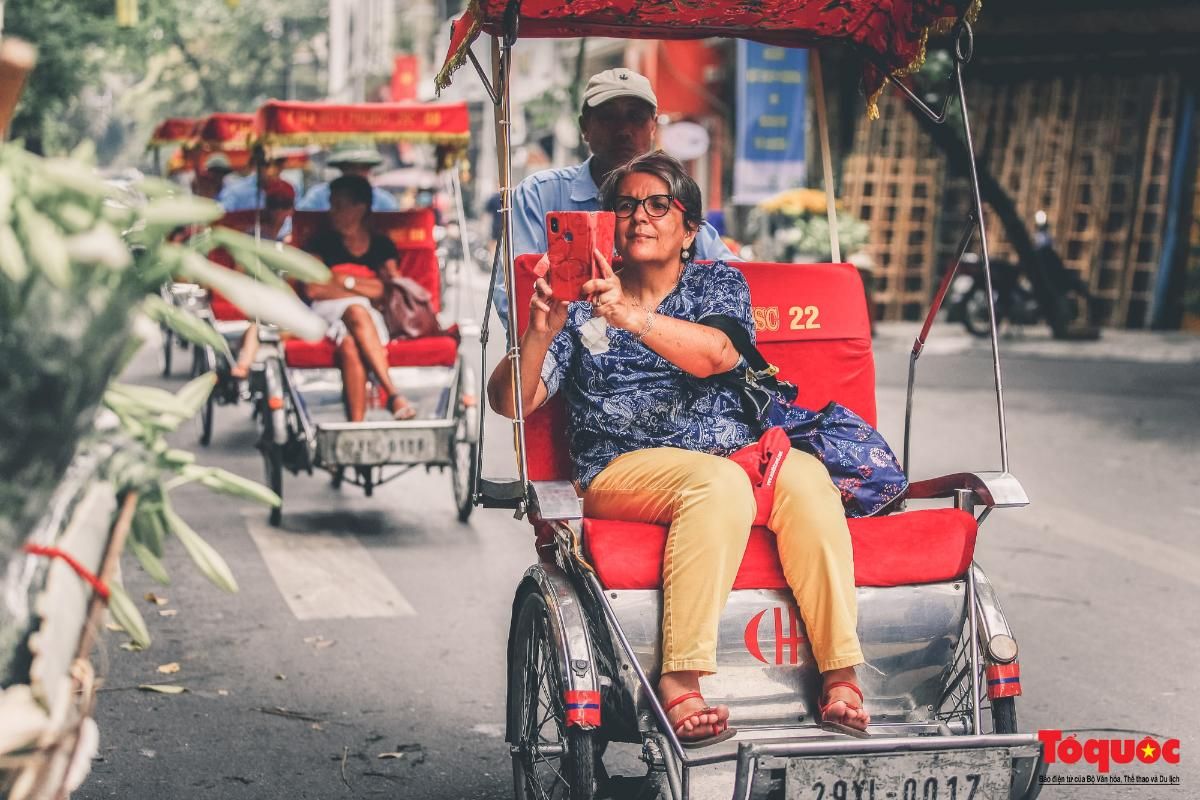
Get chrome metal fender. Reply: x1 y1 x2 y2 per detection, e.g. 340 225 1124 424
262 355 289 447
606 582 968 730
972 563 1019 664
506 563 602 742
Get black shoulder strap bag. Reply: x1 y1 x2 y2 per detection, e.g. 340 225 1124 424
700 315 908 517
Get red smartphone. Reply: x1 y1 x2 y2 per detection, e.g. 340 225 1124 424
545 211 615 300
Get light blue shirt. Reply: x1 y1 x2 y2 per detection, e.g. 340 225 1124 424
494 157 737 325
296 182 400 212
216 174 303 212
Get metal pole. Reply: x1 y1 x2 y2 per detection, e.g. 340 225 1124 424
810 50 840 263
493 35 532 502
585 574 686 764
952 23 1010 474
955 488 984 735
902 221 974 474
449 167 478 332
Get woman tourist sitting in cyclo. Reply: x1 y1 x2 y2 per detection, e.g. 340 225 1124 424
301 175 416 421
488 152 869 746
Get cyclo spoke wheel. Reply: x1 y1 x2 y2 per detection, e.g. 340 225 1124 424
259 400 284 527
450 412 477 523
509 592 595 800
192 345 216 446
935 618 1018 735
161 326 173 377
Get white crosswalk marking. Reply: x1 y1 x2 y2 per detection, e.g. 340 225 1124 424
245 517 416 620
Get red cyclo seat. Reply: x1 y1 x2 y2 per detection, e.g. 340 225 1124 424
209 292 246 322
205 246 248 321
581 510 978 590
283 327 460 369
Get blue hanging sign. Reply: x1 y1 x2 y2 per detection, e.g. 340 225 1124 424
733 42 807 204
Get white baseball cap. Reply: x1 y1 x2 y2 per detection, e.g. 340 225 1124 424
582 68 658 111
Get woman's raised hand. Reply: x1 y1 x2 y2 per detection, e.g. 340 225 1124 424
528 254 570 337
584 248 637 330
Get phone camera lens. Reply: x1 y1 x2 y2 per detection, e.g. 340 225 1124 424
550 217 559 233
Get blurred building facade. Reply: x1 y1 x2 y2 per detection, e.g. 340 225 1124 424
841 2 1200 328
412 2 1199 329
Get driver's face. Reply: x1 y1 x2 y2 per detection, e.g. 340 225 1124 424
329 192 367 233
579 97 656 172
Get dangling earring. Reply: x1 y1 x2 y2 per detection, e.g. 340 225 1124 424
681 242 695 262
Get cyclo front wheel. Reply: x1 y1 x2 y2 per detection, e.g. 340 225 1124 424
192 344 216 446
936 619 1018 735
258 396 284 527
161 325 174 377
450 413 477 523
509 590 596 800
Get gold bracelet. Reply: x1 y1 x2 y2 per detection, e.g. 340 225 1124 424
635 308 656 343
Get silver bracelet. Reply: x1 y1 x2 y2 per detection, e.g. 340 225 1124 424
635 308 656 343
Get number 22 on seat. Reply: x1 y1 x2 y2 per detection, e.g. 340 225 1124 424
752 305 821 332
789 305 821 330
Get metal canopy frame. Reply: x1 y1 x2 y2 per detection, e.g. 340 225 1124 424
458 10 1028 799
468 12 1013 516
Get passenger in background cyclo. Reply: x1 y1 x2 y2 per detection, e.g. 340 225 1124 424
296 144 399 212
492 68 737 327
217 150 302 212
299 175 416 422
488 152 869 746
228 178 296 380
191 152 234 200
170 153 235 242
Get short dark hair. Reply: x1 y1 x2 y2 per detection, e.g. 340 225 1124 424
329 174 372 208
599 151 703 231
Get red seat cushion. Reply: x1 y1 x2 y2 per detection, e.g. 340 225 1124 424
209 293 246 322
205 247 248 321
284 331 459 369
581 509 977 589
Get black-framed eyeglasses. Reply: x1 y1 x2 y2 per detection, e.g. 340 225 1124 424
612 194 685 219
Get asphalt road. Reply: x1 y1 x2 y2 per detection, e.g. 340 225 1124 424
79 274 1200 800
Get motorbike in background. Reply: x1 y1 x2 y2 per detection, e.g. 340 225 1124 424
948 211 1100 339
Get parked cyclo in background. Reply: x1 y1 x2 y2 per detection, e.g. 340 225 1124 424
151 111 279 446
437 0 1047 797
145 115 198 179
251 100 480 525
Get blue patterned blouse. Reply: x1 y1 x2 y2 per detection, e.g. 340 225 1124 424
540 260 758 489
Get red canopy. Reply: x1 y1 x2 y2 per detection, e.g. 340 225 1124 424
148 117 198 147
192 113 256 150
254 100 470 153
437 0 978 117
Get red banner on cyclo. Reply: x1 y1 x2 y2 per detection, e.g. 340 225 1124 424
437 0 977 116
193 113 256 149
148 117 198 146
255 100 469 145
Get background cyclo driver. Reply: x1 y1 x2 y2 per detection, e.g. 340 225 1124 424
217 150 301 212
191 152 233 200
493 68 737 325
297 144 400 212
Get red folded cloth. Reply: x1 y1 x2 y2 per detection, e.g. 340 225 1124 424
727 426 790 527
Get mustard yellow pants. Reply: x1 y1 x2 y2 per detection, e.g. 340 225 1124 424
583 446 863 675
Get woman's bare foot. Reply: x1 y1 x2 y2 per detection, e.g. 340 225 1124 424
820 666 870 732
230 363 250 380
658 670 729 741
